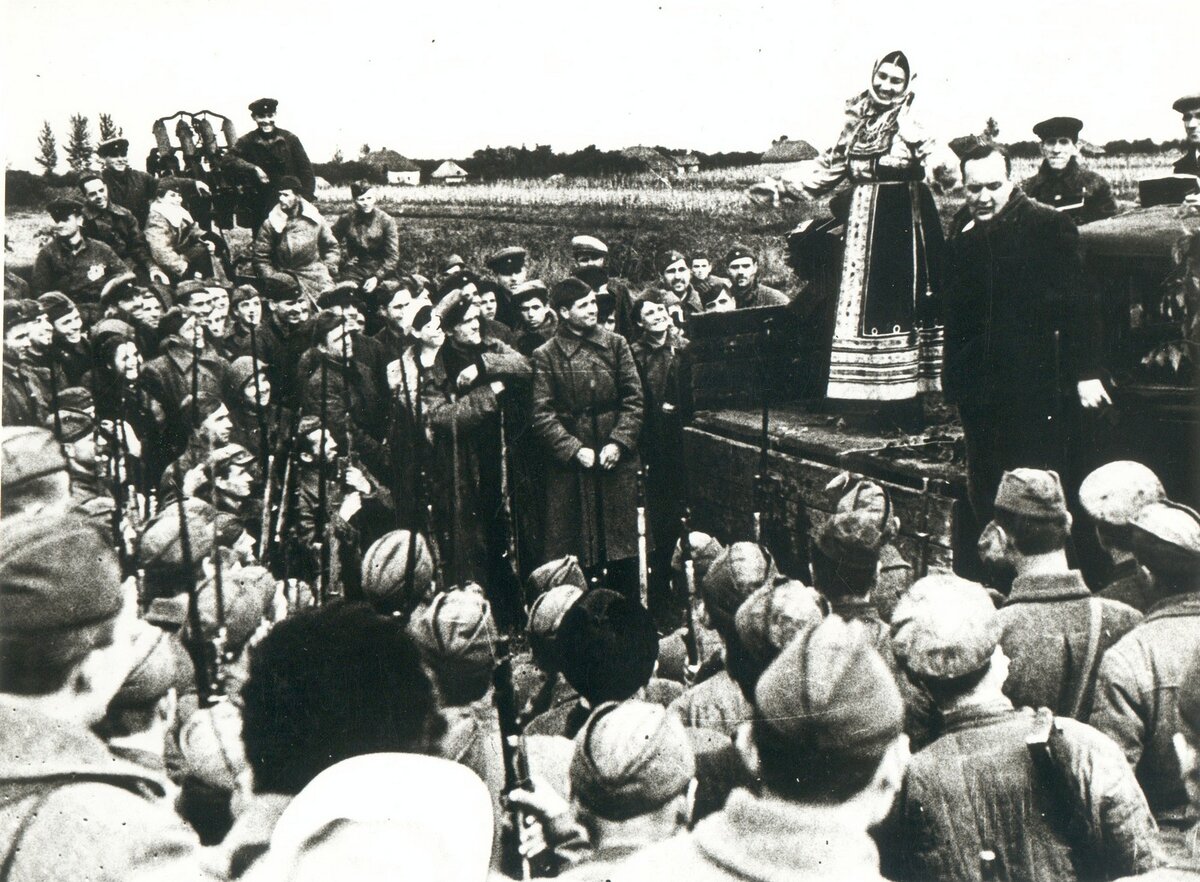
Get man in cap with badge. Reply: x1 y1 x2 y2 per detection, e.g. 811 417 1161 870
97 136 158 227
530 276 645 596
233 98 315 227
1091 501 1200 828
1022 116 1118 224
420 291 530 626
1173 94 1200 179
984 468 1141 720
32 197 132 302
0 513 215 880
333 181 399 293
486 245 528 328
612 616 910 881
886 573 1158 881
1079 459 1167 612
657 248 704 315
723 242 788 309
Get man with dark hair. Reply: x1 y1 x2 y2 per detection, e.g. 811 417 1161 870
32 197 132 301
614 616 911 880
887 574 1159 881
0 514 214 880
222 601 444 875
657 249 703 315
233 98 315 227
531 277 645 596
258 275 313 408
1022 117 1118 224
2 300 53 427
1092 501 1200 828
333 182 399 292
986 468 1141 719
144 178 221 283
526 588 664 739
945 143 1108 523
1172 94 1200 180
79 173 169 283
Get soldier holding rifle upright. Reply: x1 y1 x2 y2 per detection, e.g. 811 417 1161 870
530 277 645 601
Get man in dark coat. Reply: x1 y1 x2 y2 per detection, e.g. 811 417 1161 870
723 243 789 309
1091 501 1200 828
885 574 1159 882
512 281 558 357
630 288 690 621
1173 94 1200 177
986 469 1141 720
531 278 645 599
258 276 313 409
98 137 158 227
333 182 400 291
944 144 1109 523
79 174 168 284
2 301 52 427
233 98 315 228
1022 117 1119 225
31 198 132 303
420 296 530 627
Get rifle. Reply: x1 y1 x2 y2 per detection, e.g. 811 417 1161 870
449 391 465 589
45 345 63 442
679 509 701 687
208 515 229 699
636 464 649 608
492 635 542 880
173 460 217 706
248 326 269 473
407 359 445 589
588 379 608 588
258 453 275 564
316 357 331 603
498 401 521 583
753 319 772 543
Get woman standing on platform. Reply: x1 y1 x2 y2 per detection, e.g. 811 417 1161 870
756 52 957 408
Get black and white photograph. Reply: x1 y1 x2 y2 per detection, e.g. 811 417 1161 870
1 0 1198 877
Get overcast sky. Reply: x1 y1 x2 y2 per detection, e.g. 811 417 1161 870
2 0 1195 171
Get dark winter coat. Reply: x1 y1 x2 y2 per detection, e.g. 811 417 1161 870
102 166 157 226
300 350 388 474
332 209 399 283
139 336 231 455
83 202 155 274
530 322 644 566
631 328 690 546
1022 158 1119 225
1 353 50 427
31 235 131 302
234 128 315 197
1091 591 1200 823
889 701 1160 882
997 570 1142 719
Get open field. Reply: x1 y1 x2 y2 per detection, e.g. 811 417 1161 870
5 154 1176 293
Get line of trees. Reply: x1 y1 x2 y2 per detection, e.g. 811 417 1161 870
34 113 123 175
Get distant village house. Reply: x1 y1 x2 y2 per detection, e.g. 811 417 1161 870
432 160 470 185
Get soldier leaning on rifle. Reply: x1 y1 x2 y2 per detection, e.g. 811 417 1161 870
420 294 531 626
1079 460 1168 613
1091 501 1200 831
0 514 218 880
883 574 1159 881
981 469 1142 721
530 277 645 595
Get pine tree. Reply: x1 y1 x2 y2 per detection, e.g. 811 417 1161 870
984 117 1001 143
98 113 122 142
332 147 345 164
65 114 94 171
359 143 371 158
35 121 58 175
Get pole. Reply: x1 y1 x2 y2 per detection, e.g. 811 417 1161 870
498 402 521 582
449 391 465 589
588 379 608 588
316 357 330 603
636 464 649 608
679 508 701 687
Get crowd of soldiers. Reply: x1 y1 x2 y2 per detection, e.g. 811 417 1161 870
1 91 1200 881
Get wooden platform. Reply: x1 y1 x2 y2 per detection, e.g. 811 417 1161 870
684 405 969 576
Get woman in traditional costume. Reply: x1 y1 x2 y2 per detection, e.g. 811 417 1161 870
758 52 957 405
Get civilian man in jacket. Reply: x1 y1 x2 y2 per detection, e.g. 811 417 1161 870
79 174 168 284
988 468 1141 719
97 136 158 226
253 176 340 303
0 514 215 881
420 295 530 625
333 181 400 293
531 277 645 598
944 144 1109 523
1022 117 1119 224
31 198 131 302
233 97 315 228
1092 501 1200 828
887 574 1159 882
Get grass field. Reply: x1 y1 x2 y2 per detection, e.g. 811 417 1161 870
5 154 1176 293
